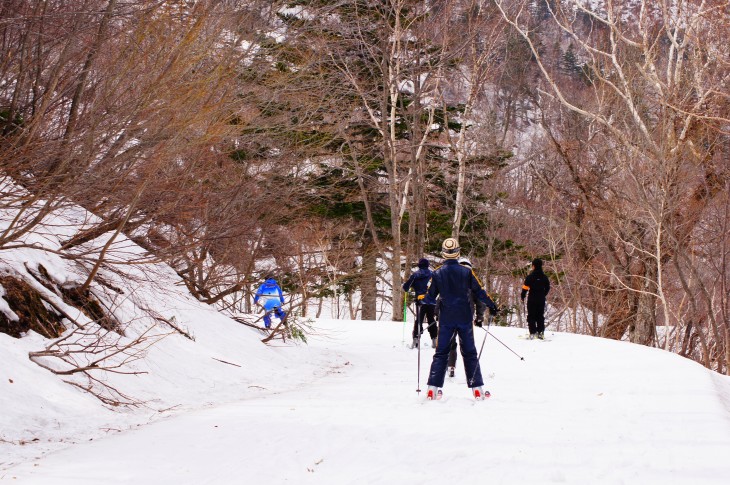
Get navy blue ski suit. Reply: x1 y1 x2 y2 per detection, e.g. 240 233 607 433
424 259 495 388
403 264 437 340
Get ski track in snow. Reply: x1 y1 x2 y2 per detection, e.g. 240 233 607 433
3 321 730 484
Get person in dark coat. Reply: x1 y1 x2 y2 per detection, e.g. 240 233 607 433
445 257 492 377
521 258 550 339
423 238 497 400
403 258 437 349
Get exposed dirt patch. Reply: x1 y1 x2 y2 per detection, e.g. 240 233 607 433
59 286 120 333
0 276 66 338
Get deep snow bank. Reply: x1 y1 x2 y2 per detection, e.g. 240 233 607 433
0 204 339 470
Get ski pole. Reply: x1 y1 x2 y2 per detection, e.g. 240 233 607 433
469 315 491 387
523 299 528 332
416 303 422 394
423 320 439 331
477 315 491 362
402 292 407 345
479 327 525 361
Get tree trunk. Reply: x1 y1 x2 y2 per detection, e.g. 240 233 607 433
360 233 378 321
628 260 658 346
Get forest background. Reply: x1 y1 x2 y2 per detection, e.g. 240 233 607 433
1 0 728 374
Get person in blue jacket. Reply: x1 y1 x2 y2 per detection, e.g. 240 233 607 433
254 276 286 329
424 238 497 400
403 258 437 349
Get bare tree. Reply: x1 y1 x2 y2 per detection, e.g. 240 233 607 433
496 0 730 353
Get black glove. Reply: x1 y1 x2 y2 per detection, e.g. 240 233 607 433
489 306 498 316
474 317 483 327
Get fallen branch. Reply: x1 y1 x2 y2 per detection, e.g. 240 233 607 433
28 324 169 406
142 309 194 341
23 263 87 329
261 317 290 343
211 357 241 367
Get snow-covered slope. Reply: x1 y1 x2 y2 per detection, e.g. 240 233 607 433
3 319 730 484
0 201 336 470
1 285 332 467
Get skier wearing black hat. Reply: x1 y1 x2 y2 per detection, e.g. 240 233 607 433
521 258 550 339
403 258 437 349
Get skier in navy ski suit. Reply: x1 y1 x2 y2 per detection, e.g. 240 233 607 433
424 238 496 399
445 257 494 377
403 258 437 348
254 277 286 329
521 258 550 339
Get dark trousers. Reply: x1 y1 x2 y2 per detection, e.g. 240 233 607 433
447 333 462 368
412 301 437 339
428 319 483 388
527 302 545 334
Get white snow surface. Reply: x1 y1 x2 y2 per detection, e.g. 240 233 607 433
3 318 730 484
1 188 730 483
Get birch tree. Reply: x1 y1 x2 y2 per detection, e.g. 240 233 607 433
496 0 730 347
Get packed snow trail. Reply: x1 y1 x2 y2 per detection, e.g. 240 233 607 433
4 320 730 484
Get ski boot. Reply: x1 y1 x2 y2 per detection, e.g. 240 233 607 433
410 337 419 349
537 332 545 340
448 366 455 378
431 338 437 349
473 387 490 400
426 386 443 400
528 333 535 340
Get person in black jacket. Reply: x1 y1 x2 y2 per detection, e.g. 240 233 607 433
403 258 437 349
424 238 497 400
521 258 551 339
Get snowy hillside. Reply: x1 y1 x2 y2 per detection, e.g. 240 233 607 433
3 317 730 484
0 200 335 471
